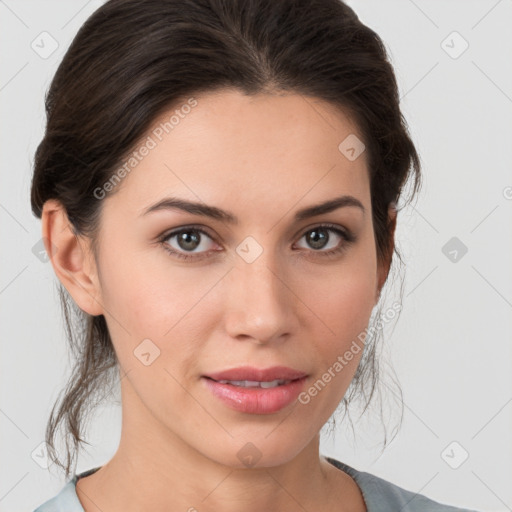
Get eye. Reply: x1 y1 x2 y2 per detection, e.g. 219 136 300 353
294 223 355 258
158 226 218 261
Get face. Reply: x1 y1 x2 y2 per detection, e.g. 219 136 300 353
72 89 391 469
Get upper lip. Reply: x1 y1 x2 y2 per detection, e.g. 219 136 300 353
204 366 308 382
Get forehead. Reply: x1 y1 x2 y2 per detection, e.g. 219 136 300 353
104 89 370 221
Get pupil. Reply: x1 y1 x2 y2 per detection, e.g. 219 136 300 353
178 231 199 251
309 229 328 249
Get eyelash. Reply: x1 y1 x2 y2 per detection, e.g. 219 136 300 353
157 223 356 261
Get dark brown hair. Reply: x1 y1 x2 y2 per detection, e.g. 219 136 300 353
31 0 421 478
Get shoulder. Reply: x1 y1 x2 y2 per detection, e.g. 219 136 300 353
325 457 479 512
32 467 101 512
32 477 82 512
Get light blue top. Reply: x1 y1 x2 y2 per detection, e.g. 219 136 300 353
33 457 478 511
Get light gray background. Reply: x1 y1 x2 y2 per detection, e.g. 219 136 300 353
1 1 511 511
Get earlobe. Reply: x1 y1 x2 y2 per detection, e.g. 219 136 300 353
41 199 103 316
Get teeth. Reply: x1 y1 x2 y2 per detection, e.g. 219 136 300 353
217 379 290 388
260 379 288 388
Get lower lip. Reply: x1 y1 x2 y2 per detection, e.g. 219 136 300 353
202 376 308 414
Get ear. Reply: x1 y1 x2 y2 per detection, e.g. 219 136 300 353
375 203 397 303
41 199 104 316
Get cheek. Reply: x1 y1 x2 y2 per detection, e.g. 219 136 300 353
302 241 378 376
332 273 376 334
294 270 377 426
312 277 375 375
97 246 221 367
307 244 377 334
99 240 190 328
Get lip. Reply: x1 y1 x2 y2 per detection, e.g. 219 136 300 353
202 366 308 414
204 365 308 382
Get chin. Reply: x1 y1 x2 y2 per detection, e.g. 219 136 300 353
199 428 314 470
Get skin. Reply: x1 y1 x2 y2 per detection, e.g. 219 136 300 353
42 88 396 512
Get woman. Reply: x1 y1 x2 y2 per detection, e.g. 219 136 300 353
31 0 478 510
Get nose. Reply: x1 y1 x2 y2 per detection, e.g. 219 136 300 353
222 249 298 346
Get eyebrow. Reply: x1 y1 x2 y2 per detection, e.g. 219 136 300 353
140 194 365 223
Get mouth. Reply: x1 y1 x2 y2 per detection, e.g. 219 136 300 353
201 366 309 414
205 378 295 388
203 365 308 383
